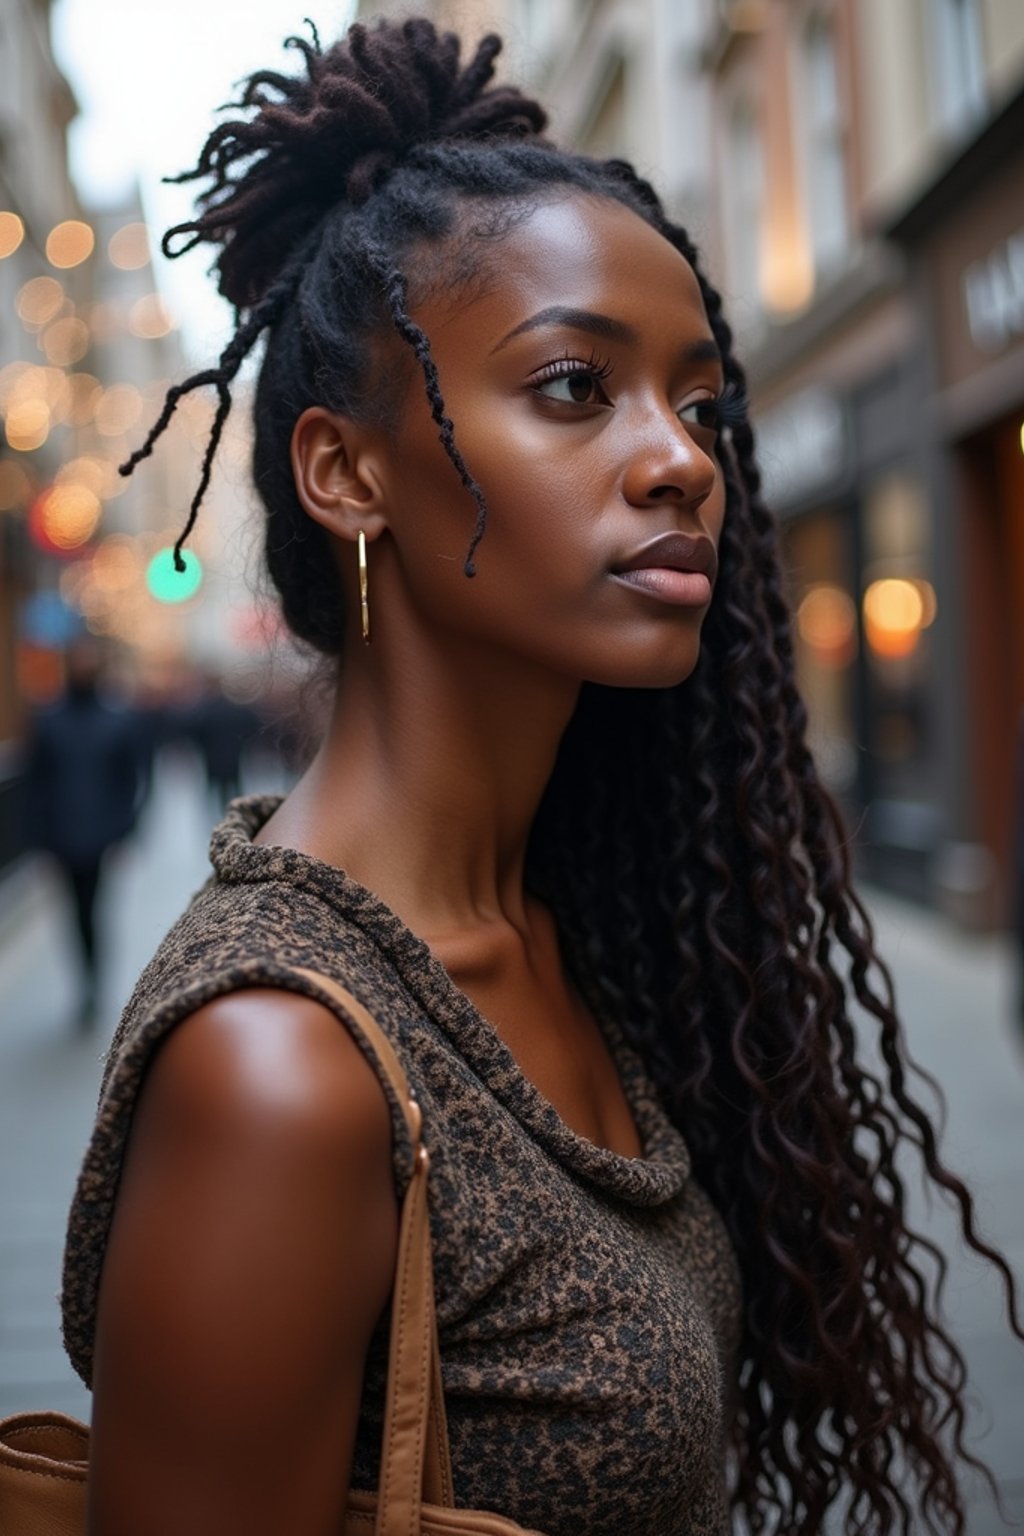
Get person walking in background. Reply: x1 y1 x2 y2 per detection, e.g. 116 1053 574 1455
186 671 264 813
24 636 144 1028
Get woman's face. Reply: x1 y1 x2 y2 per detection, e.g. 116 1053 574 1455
371 192 730 690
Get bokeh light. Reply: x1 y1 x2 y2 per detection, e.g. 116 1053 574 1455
83 300 121 344
56 454 124 502
146 547 203 603
46 219 95 269
863 578 934 659
128 294 175 339
94 384 143 437
0 212 25 259
64 373 103 427
30 483 102 551
0 361 30 407
16 277 65 330
5 399 50 452
42 315 90 367
108 222 150 270
797 584 857 668
90 535 142 593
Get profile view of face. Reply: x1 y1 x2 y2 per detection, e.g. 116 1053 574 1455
370 193 729 691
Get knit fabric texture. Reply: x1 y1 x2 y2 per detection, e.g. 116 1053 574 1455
62 796 743 1535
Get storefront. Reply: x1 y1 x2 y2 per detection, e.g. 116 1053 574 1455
888 82 1024 926
752 288 940 902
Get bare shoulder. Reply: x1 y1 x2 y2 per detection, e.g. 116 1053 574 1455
90 987 399 1534
142 986 395 1166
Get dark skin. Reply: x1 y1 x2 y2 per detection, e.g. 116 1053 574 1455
89 194 727 1535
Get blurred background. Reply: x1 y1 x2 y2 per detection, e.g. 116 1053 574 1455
1 0 1022 1528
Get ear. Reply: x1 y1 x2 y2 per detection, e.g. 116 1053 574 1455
289 406 389 544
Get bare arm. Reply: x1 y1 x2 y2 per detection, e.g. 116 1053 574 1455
87 988 399 1536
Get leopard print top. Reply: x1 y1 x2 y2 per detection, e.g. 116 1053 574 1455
62 796 742 1535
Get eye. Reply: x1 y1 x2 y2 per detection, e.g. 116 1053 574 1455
678 383 747 437
678 396 724 433
531 352 613 407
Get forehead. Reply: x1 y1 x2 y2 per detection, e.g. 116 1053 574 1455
421 192 711 343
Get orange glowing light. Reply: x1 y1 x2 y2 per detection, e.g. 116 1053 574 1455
0 362 31 411
863 578 926 659
46 220 95 269
16 277 65 329
128 294 175 339
2 365 70 422
91 536 141 593
5 399 50 452
42 316 90 367
0 212 25 259
65 373 103 427
83 301 121 344
796 584 857 668
108 222 150 270
94 384 143 437
36 483 102 550
56 455 122 502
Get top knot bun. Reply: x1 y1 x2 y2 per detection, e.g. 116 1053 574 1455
164 17 549 309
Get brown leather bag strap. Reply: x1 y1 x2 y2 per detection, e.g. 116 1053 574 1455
291 969 455 1525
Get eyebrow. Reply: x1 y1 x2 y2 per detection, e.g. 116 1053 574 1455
492 306 635 352
491 305 722 367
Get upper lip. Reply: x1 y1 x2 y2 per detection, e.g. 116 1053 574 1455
612 532 718 580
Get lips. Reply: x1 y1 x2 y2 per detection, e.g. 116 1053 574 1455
612 531 718 582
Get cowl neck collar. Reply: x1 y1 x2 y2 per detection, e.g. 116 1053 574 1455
210 796 692 1207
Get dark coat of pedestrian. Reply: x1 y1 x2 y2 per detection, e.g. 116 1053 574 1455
24 642 144 1024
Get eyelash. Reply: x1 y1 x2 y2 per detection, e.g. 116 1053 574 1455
531 354 747 434
532 349 615 388
686 381 748 435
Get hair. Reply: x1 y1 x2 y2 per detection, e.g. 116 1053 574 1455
123 18 1022 1533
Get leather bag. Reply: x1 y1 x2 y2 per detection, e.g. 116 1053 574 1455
0 969 544 1535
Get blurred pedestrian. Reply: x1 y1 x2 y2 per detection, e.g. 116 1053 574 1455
187 671 263 812
24 637 144 1027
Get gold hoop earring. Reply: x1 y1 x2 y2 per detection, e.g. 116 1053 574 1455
358 528 371 644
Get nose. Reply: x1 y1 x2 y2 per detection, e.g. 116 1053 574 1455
621 414 718 512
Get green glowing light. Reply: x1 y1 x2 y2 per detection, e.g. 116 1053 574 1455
146 547 203 603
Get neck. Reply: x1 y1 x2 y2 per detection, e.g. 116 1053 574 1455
275 627 579 941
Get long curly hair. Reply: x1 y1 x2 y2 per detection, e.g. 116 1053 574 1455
122 17 1023 1533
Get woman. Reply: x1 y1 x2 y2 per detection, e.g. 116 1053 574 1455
61 18 1021 1536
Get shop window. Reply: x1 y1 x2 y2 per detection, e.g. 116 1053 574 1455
861 471 937 797
783 510 858 795
927 0 986 137
798 13 850 281
581 55 626 161
724 98 764 312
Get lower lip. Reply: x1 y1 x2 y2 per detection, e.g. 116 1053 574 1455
612 567 713 606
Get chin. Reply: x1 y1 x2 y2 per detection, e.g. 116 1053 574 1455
584 636 704 691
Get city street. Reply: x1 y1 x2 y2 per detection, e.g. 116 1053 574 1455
0 754 1021 1531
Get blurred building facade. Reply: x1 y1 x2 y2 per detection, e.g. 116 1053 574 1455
0 2 285 885
680 0 1024 927
359 0 1024 927
0 0 80 873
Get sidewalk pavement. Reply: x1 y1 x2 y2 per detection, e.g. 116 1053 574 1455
0 755 1021 1530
